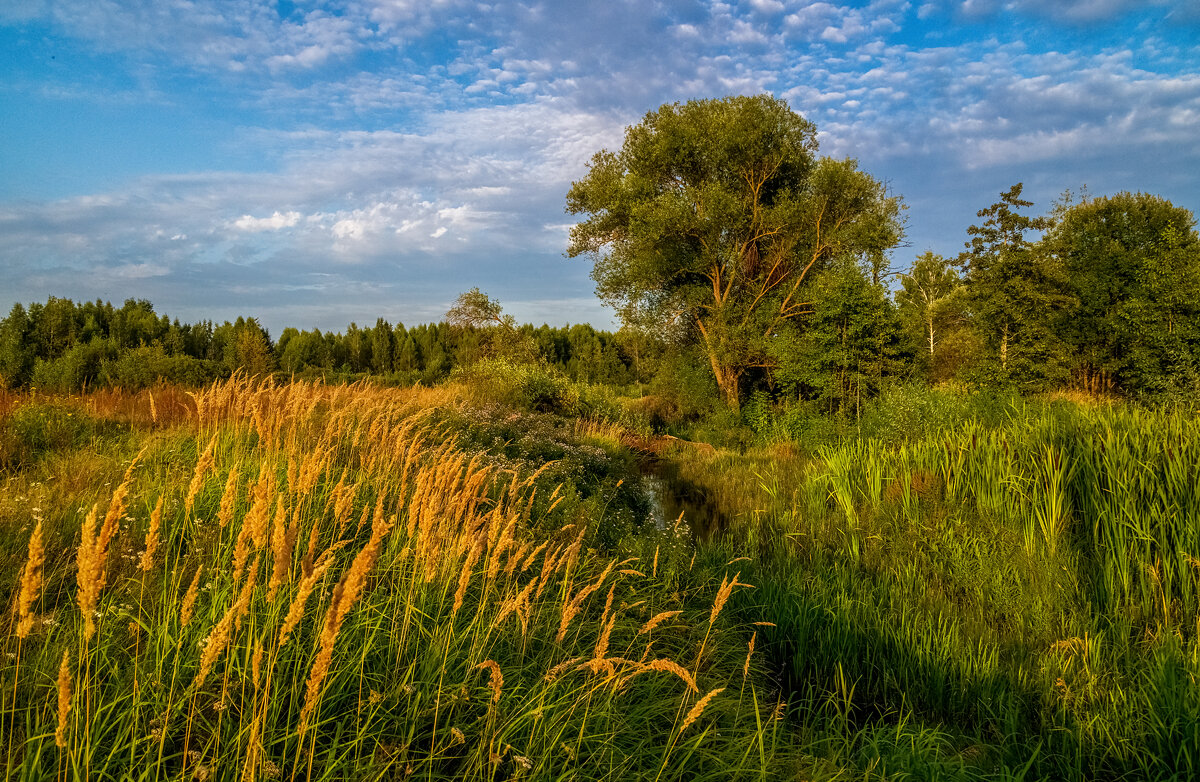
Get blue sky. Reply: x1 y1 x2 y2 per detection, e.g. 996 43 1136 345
2 1 1198 336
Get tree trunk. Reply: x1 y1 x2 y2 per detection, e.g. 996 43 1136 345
708 356 742 412
1000 320 1009 370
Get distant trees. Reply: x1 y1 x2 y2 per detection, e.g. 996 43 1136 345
895 252 967 383
0 295 640 392
902 185 1200 398
958 184 1070 391
1 184 1195 406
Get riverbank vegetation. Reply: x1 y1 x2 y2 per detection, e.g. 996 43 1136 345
2 374 1198 779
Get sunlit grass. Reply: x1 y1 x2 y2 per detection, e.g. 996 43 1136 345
0 377 790 780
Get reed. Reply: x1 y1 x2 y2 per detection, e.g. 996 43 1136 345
15 520 44 639
55 650 71 749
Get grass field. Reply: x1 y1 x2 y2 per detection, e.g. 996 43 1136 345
1 377 1198 780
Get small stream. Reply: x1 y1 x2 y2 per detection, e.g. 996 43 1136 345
637 459 726 539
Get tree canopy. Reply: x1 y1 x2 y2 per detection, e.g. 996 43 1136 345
566 94 904 409
1046 191 1200 395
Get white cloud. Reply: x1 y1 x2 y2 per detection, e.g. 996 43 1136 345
233 211 301 232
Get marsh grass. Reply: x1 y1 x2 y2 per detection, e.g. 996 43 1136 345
684 397 1200 779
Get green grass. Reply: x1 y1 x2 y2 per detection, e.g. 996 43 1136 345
671 392 1200 780
4 379 1199 780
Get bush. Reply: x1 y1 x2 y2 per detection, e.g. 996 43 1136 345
100 345 226 390
0 403 111 470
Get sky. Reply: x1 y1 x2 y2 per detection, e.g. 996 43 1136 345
2 1 1198 337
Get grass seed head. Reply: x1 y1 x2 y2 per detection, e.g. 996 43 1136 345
139 496 164 571
680 687 725 732
476 660 504 704
643 659 699 693
639 611 682 635
16 519 45 638
180 565 202 628
55 650 71 748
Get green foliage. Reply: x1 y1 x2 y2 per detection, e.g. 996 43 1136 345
1044 191 1200 397
568 94 904 409
0 403 120 472
959 184 1071 391
896 251 971 383
101 344 226 390
644 347 721 427
680 396 1200 779
771 258 906 414
0 303 34 388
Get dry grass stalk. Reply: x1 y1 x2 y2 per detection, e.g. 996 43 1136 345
186 434 219 516
639 611 682 635
251 640 264 690
476 660 503 704
680 687 725 732
217 466 239 529
558 529 586 581
76 453 145 633
180 566 202 628
103 450 143 536
299 511 392 733
75 504 103 640
493 576 540 635
16 519 45 638
556 561 615 643
244 468 273 550
276 552 332 650
139 496 164 571
267 496 299 602
743 632 756 679
193 560 257 689
517 542 548 573
593 584 617 661
534 545 560 602
708 572 749 627
505 541 532 578
452 538 485 617
642 659 699 693
543 657 583 682
55 650 71 748
653 546 659 579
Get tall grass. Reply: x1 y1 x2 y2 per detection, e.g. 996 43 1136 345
695 397 1200 779
0 376 791 779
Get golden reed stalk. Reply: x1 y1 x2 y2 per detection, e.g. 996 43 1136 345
556 561 615 643
193 561 257 689
680 687 725 732
276 552 333 650
639 611 681 636
476 660 504 704
299 507 392 734
139 496 164 571
16 520 45 638
55 650 71 748
186 434 218 516
180 565 202 628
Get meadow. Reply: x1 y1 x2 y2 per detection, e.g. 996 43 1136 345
1 372 1198 780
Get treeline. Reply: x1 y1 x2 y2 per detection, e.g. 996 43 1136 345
765 187 1200 410
0 298 634 392
2 189 1198 407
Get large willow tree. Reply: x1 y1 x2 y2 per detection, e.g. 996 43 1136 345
566 94 903 409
